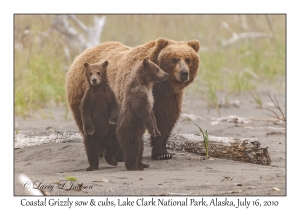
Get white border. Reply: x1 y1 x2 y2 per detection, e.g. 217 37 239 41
4 0 296 209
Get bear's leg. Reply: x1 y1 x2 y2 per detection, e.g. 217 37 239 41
108 109 119 125
113 150 124 162
124 143 143 171
104 149 118 166
151 110 161 136
151 92 183 160
138 138 149 169
142 112 156 137
84 135 100 171
122 136 143 171
109 125 124 162
151 134 173 160
101 128 119 166
97 141 104 157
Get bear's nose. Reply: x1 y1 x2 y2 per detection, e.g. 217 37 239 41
163 72 169 80
180 70 189 81
92 78 97 83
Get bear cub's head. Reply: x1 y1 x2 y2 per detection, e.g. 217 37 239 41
140 57 168 83
84 61 109 86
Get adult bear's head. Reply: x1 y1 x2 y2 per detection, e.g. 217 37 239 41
156 38 200 92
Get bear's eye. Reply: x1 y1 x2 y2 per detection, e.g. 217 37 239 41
97 72 101 76
89 72 92 76
172 58 178 64
185 58 190 64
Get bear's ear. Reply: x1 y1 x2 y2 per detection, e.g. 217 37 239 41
84 62 89 68
102 60 109 68
143 57 150 67
188 40 200 52
157 38 168 48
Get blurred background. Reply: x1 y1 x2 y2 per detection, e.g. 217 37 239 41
14 15 285 130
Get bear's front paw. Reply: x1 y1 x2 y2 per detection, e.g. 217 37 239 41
109 115 118 125
109 118 117 125
83 124 95 135
155 129 161 136
149 129 157 138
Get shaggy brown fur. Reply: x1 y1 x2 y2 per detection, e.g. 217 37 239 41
116 57 168 170
81 61 120 171
66 37 200 161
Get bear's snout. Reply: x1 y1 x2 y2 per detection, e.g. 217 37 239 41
180 70 189 81
162 72 169 81
91 78 99 85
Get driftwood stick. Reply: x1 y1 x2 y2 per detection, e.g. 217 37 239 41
52 15 87 54
221 32 272 47
93 16 106 40
53 15 106 54
14 131 83 149
221 21 273 47
68 15 88 33
144 133 271 166
15 131 271 165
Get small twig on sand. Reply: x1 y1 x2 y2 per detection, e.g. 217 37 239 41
242 126 285 131
270 94 286 122
262 94 286 126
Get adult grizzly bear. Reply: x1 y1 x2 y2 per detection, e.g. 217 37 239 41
117 57 168 170
66 37 200 160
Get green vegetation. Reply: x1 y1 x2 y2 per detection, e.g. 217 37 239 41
14 15 285 117
250 91 263 109
176 121 209 157
191 122 209 157
66 176 77 181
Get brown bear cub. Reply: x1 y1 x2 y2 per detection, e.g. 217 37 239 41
116 57 168 171
81 60 120 171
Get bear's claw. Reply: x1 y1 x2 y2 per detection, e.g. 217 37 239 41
154 153 172 160
83 125 95 135
107 161 118 166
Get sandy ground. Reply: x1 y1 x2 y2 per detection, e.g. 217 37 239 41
14 90 286 196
